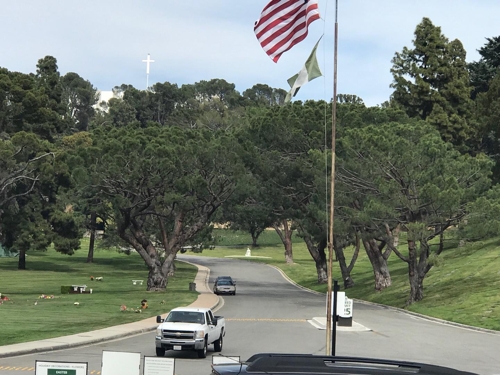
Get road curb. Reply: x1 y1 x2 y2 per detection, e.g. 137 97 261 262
0 327 155 359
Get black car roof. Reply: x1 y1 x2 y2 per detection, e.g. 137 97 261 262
211 353 478 375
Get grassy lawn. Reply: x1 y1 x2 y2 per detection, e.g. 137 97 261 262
0 243 198 346
1 228 499 347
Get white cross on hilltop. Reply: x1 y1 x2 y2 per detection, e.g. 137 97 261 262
142 53 155 90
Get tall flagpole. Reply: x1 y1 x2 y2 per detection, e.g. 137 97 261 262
326 0 339 356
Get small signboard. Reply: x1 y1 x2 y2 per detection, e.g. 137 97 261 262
35 361 88 375
326 291 354 317
341 297 353 318
143 356 175 375
327 291 354 325
101 351 140 375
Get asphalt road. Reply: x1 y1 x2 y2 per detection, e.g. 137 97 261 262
1 255 499 375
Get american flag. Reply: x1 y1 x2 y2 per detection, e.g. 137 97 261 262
254 0 321 63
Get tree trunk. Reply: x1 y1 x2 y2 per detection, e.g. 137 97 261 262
406 239 424 304
147 261 168 291
167 260 176 277
406 239 431 305
393 224 401 247
17 249 26 270
334 236 359 289
273 219 294 264
284 237 293 264
118 219 168 291
87 211 96 263
249 226 263 248
251 232 260 247
303 235 328 284
363 238 391 291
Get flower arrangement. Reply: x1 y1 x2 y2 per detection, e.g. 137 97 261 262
120 300 147 313
39 294 55 299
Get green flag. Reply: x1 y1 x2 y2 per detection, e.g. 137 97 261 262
285 36 323 103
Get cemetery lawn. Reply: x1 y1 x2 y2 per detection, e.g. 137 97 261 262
0 247 198 346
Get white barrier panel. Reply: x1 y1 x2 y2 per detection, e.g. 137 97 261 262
143 356 175 375
101 351 140 375
36 361 88 375
212 355 241 365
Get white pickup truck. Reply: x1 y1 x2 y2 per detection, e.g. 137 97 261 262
155 307 226 358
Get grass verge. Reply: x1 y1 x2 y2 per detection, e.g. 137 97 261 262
0 245 198 346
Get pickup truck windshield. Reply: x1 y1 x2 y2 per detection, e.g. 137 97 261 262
165 311 205 324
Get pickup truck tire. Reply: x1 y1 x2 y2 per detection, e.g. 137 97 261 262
214 332 224 352
198 339 208 358
156 347 165 357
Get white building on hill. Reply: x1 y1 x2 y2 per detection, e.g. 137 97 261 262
95 90 124 112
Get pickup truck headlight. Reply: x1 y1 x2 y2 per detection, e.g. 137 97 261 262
156 328 162 336
195 330 205 339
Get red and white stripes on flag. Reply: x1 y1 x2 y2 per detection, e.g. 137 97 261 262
254 0 321 63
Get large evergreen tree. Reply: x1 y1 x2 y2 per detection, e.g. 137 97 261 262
469 36 500 99
72 125 245 291
391 18 475 150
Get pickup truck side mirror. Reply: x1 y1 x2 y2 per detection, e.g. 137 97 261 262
156 315 164 323
213 318 218 326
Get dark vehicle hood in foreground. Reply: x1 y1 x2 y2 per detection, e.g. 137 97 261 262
211 353 479 375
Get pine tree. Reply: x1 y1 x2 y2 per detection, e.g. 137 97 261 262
390 18 474 150
469 36 500 99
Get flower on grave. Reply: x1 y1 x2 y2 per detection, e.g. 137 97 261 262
90 276 94 281
74 302 80 306
120 305 127 311
141 299 148 309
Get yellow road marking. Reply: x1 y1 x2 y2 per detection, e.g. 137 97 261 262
227 318 307 322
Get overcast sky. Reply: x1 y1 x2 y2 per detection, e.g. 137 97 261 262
2 1 499 107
